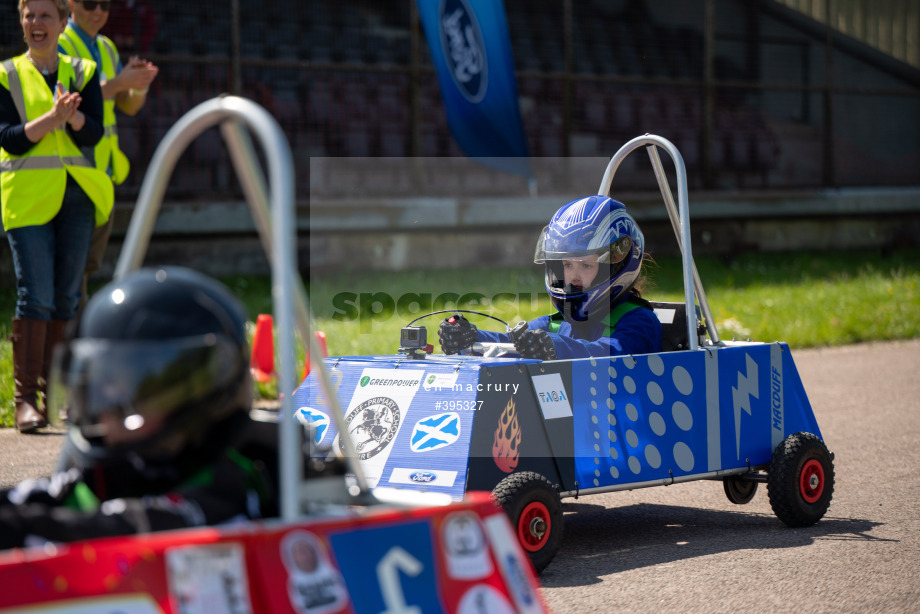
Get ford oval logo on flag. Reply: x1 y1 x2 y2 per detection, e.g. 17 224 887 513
410 471 438 483
438 0 488 103
411 412 461 452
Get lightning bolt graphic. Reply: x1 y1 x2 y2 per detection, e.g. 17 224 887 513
732 354 759 460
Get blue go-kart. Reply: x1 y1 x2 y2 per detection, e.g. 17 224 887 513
295 135 835 573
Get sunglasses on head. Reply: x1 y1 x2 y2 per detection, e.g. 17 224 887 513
79 0 112 11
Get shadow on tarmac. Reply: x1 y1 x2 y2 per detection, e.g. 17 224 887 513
539 500 884 587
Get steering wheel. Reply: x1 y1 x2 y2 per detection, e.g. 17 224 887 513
403 309 520 357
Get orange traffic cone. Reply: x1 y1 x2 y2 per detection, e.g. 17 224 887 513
302 331 328 382
250 314 275 384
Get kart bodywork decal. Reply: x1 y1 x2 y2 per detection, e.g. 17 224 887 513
410 412 462 452
770 342 785 451
468 364 564 492
328 520 446 614
441 511 494 580
331 368 424 485
165 543 252 612
492 397 522 472
531 372 573 419
484 514 545 614
382 365 480 498
705 349 720 471
566 344 820 489
279 531 349 614
296 407 332 445
294 358 481 498
389 467 459 488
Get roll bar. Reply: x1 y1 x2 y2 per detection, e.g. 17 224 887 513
597 134 721 349
113 95 369 520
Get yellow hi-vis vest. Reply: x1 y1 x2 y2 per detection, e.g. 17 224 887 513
58 25 130 185
0 54 114 231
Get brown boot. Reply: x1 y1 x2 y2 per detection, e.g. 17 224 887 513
40 319 69 421
10 318 48 433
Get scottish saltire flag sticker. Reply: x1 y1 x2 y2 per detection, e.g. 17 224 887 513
296 407 331 445
411 412 461 452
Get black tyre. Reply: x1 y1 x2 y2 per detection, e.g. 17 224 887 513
723 476 758 504
767 432 835 527
492 471 563 574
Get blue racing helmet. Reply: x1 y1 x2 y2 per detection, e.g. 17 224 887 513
534 196 645 321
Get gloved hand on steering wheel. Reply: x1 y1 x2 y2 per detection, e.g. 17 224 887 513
438 313 478 355
514 329 557 361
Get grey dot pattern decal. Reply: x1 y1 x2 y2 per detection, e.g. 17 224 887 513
582 353 700 487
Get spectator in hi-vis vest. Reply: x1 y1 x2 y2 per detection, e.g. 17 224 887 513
58 0 158 305
1 0 112 433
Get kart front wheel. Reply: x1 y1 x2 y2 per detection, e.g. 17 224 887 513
723 476 758 504
492 471 563 574
767 432 835 527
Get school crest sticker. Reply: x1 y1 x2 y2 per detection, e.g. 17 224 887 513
341 397 401 460
338 368 423 488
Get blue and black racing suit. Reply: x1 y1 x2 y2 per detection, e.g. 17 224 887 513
479 295 663 359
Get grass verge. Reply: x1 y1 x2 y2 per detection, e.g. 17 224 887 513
1 248 917 428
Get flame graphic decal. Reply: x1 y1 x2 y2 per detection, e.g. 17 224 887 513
492 398 522 473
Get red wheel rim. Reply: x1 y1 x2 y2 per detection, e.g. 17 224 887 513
517 501 551 552
799 459 825 504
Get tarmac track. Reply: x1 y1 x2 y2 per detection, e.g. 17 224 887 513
1 339 918 613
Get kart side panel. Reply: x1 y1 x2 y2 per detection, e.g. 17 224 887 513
0 493 548 614
466 364 564 492
520 362 579 491
561 343 821 491
569 350 710 489
381 363 481 497
293 357 482 499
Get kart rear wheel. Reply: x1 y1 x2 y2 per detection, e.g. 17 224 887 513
767 432 834 527
723 476 758 504
492 471 563 574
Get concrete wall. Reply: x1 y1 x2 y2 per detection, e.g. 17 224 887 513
5 187 912 285
307 188 920 274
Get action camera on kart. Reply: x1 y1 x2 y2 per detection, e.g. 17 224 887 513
399 325 428 358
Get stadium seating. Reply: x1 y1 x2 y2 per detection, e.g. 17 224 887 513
42 0 784 198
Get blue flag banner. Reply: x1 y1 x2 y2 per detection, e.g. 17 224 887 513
417 0 533 178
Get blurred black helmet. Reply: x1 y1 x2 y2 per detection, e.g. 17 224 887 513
49 267 252 498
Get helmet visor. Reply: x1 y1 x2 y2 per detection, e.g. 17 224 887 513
537 229 634 297
534 229 633 266
49 334 242 444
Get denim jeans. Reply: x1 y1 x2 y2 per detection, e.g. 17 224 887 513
6 177 96 321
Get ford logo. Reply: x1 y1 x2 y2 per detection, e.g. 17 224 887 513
438 0 488 103
410 471 438 483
